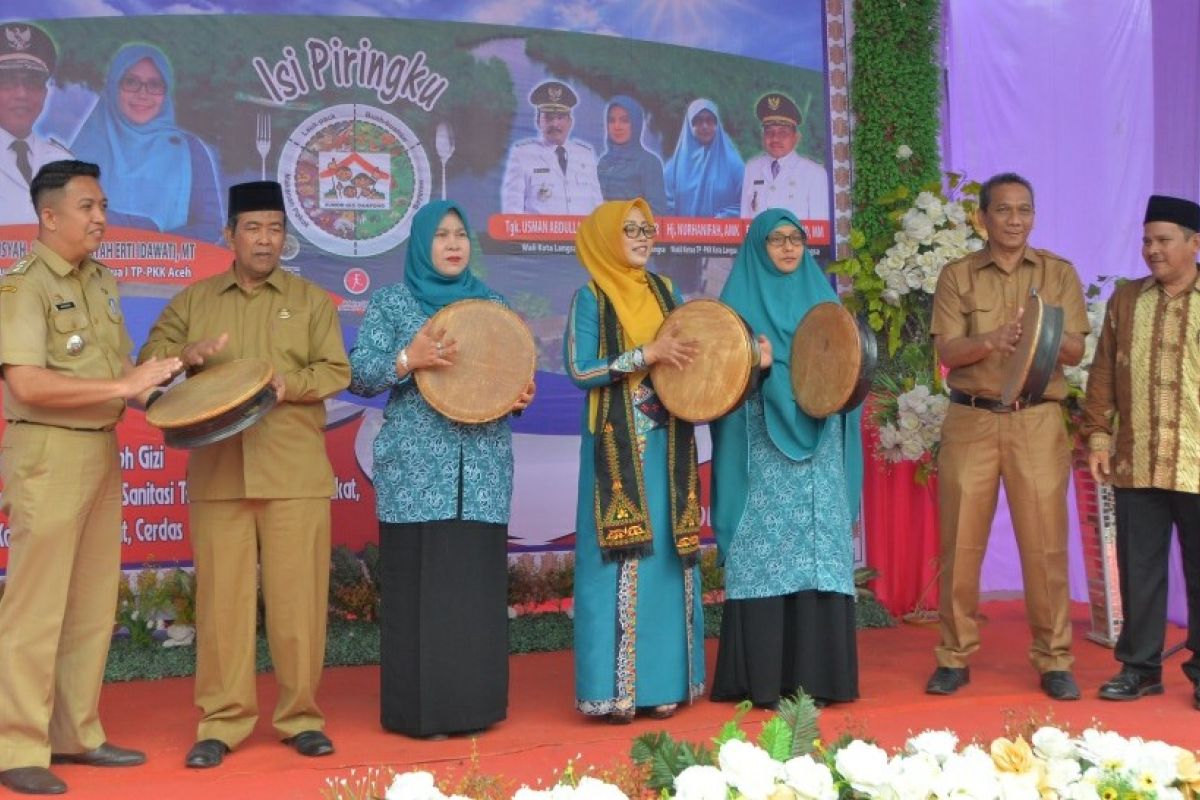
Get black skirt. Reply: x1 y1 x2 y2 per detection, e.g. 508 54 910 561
710 590 859 706
379 520 509 737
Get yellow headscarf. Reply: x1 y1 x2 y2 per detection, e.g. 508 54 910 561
575 198 664 348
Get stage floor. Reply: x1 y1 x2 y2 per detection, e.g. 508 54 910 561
54 601 1197 799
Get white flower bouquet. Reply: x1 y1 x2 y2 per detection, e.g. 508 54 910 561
832 168 983 355
873 383 949 473
320 697 1200 800
670 724 1200 800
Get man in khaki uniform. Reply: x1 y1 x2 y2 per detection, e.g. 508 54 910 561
925 172 1089 701
0 160 181 795
138 181 349 768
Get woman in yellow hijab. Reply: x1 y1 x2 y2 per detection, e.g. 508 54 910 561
564 198 706 722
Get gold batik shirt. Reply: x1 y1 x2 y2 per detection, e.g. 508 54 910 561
1082 271 1200 492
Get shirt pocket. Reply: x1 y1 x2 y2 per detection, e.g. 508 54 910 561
50 309 90 358
104 297 123 326
959 291 996 338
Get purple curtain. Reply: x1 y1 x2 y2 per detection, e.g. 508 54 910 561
943 0 1200 624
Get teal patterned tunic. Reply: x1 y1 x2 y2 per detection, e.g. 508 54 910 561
348 284 513 524
719 387 854 600
565 281 706 715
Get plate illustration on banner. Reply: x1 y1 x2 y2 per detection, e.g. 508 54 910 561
280 233 301 261
278 104 431 257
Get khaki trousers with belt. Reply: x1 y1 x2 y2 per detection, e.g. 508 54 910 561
0 425 122 771
190 498 331 747
935 401 1074 673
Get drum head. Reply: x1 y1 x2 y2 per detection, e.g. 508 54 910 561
790 303 871 418
1001 294 1064 406
649 299 757 423
146 358 278 449
414 299 536 424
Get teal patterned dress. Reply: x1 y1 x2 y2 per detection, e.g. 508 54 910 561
709 208 863 706
565 281 706 716
348 200 513 738
722 388 853 600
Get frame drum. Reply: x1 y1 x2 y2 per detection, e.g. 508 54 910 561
649 299 758 423
146 357 277 449
790 302 877 418
1001 291 1064 406
414 299 536 424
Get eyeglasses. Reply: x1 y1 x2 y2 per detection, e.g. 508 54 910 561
766 231 806 248
622 222 658 240
118 76 167 96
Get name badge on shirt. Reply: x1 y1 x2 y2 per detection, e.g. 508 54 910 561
533 168 550 174
752 180 765 186
54 300 76 310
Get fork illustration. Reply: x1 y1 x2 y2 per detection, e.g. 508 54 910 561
256 113 271 181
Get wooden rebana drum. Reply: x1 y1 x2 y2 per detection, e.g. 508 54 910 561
790 302 877 418
414 299 536 424
1001 291 1064 406
649 299 758 424
146 357 277 449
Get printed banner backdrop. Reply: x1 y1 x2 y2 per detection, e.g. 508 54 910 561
0 7 833 572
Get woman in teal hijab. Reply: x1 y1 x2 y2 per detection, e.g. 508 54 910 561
349 200 534 738
73 42 224 241
710 208 864 708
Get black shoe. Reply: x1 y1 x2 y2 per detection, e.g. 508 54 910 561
0 767 66 795
185 739 229 769
925 666 969 695
283 730 334 757
51 742 146 767
1098 669 1164 701
1040 670 1081 701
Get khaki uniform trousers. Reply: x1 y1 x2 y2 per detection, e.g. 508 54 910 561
190 497 331 747
0 425 122 771
935 401 1074 673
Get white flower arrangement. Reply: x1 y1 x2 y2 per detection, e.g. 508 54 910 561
666 727 1200 800
874 383 949 466
874 190 984 309
324 705 1200 800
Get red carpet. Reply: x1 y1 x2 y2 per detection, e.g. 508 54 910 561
55 601 1198 799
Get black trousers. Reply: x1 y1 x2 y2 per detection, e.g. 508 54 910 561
1113 488 1200 682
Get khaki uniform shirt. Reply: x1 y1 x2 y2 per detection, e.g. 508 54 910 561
139 266 350 501
0 240 132 429
1082 271 1200 492
931 245 1090 401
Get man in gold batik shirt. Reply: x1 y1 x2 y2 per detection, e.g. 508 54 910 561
1083 194 1200 708
139 181 350 769
926 172 1089 702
